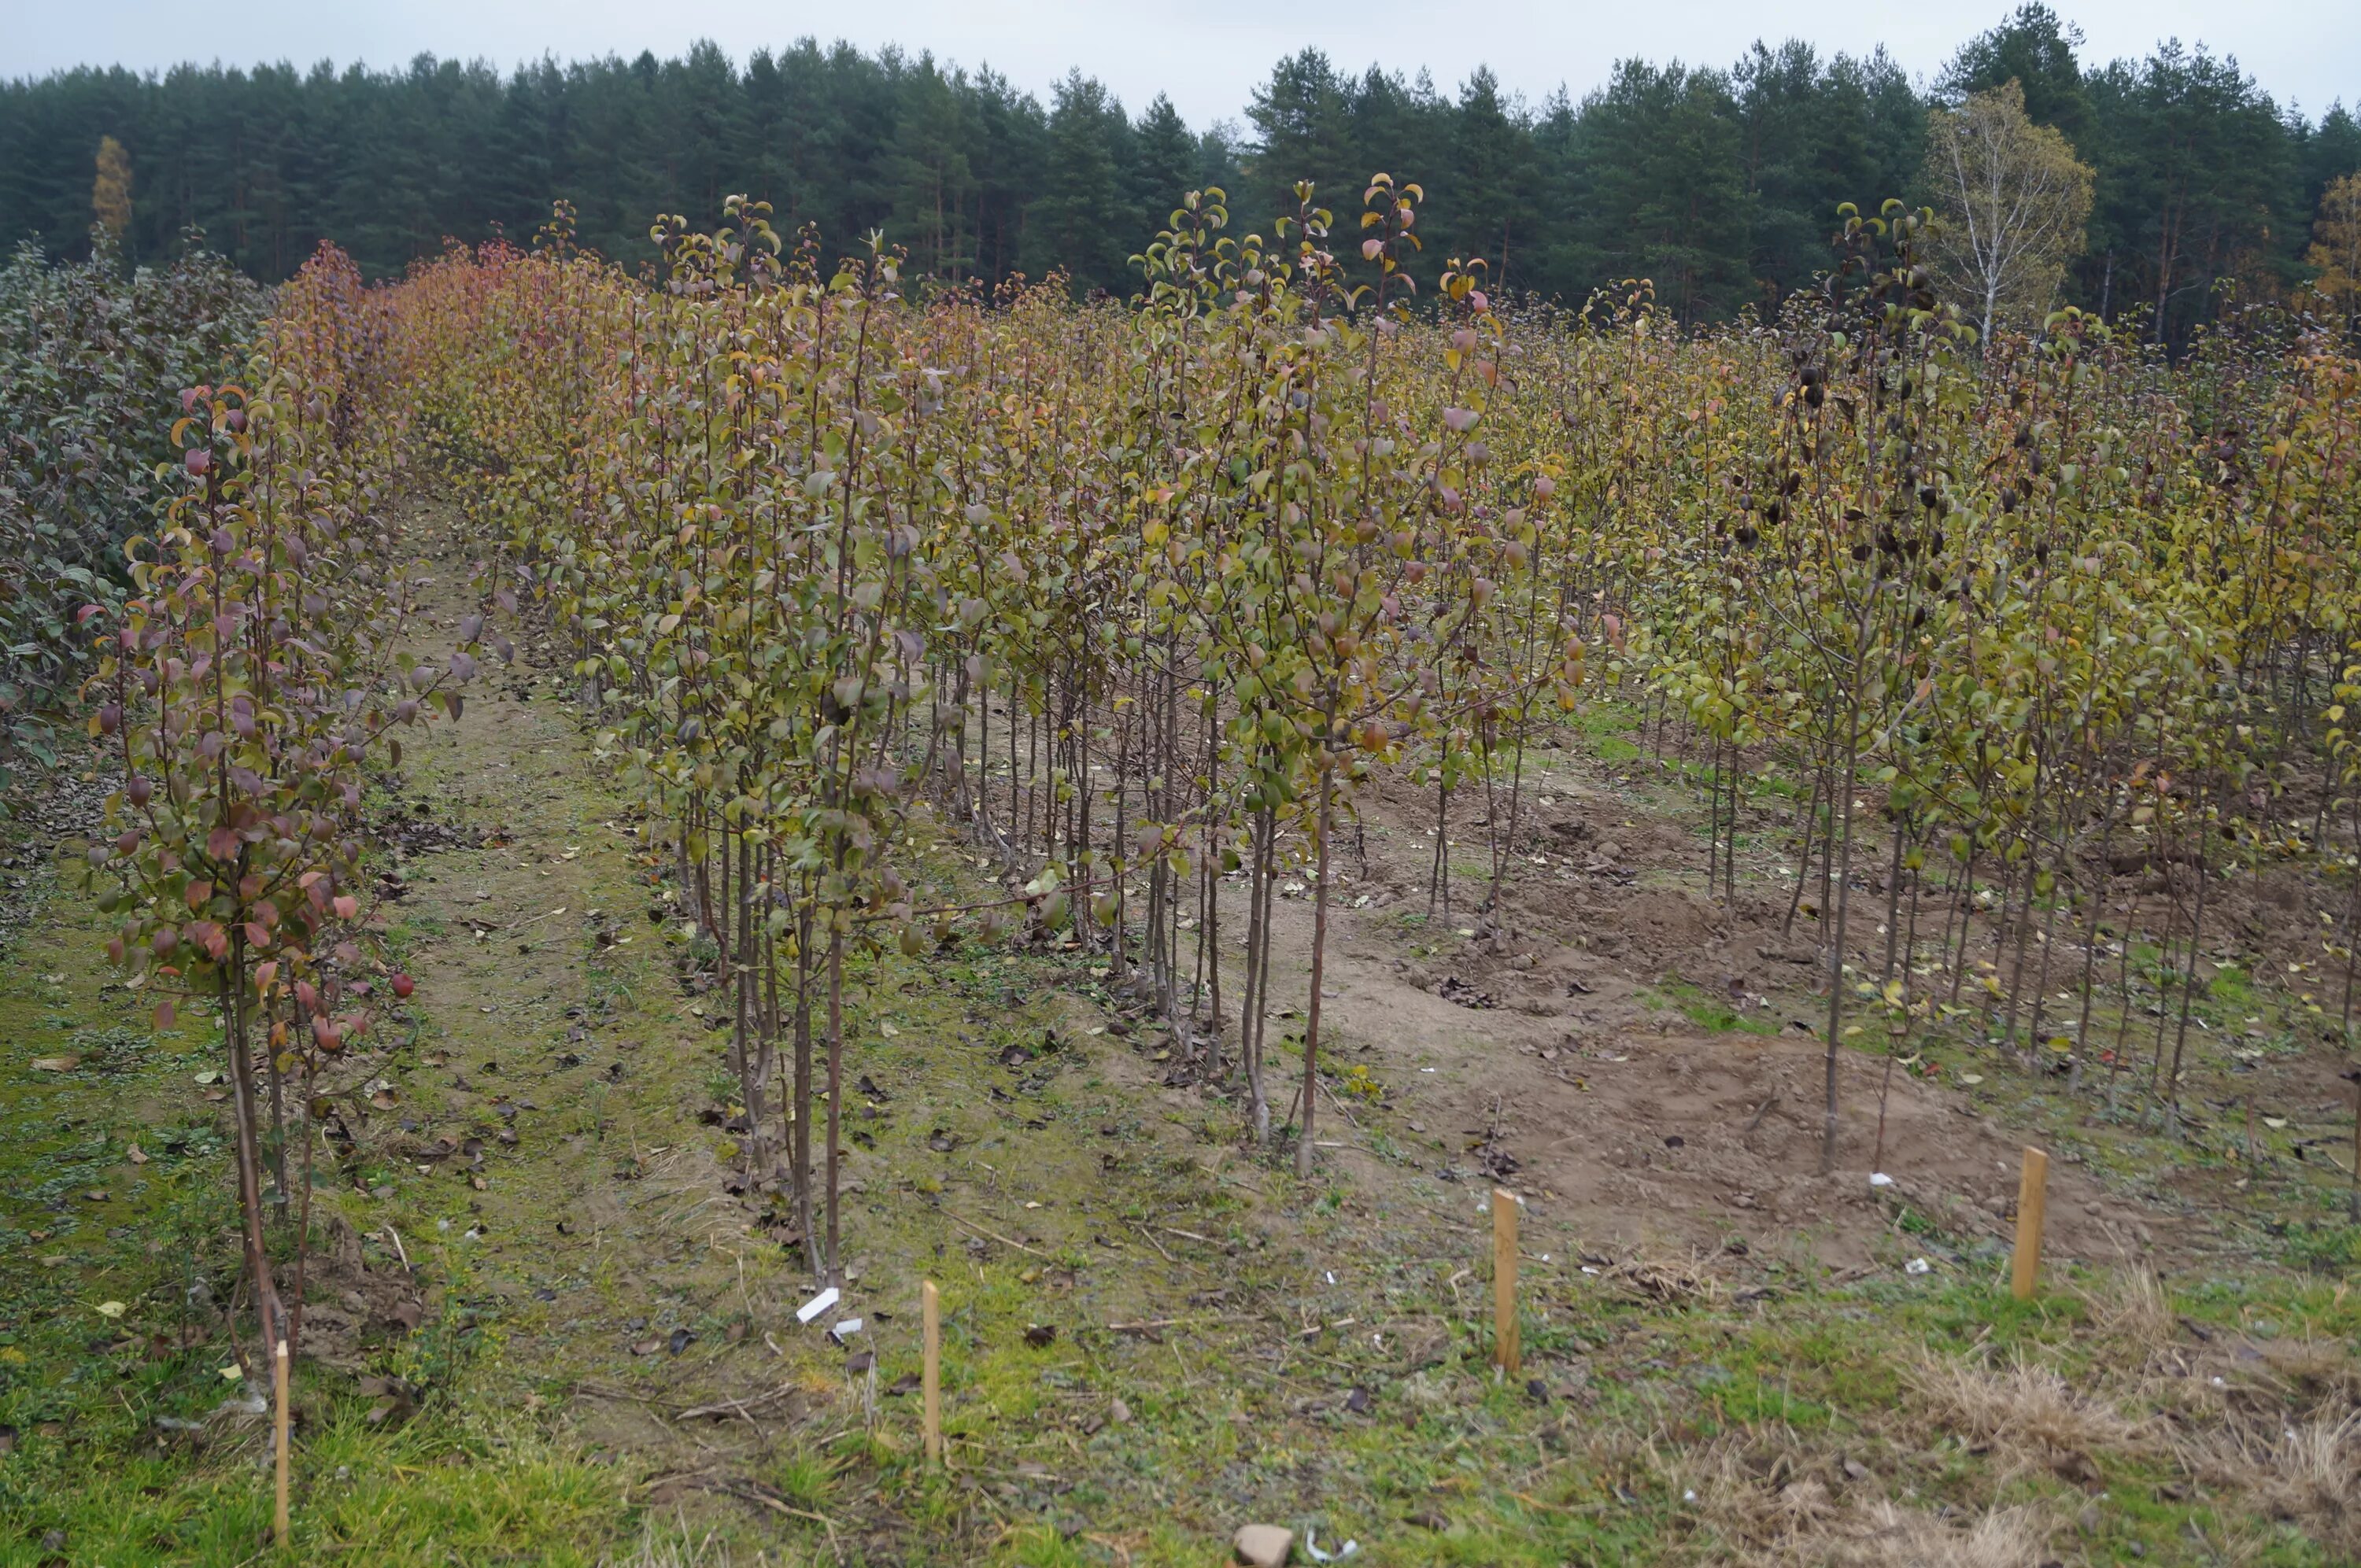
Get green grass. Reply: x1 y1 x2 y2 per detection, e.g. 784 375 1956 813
6 1411 629 1566
0 864 631 1566
1656 978 1780 1036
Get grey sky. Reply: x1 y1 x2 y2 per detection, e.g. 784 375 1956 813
4 1 2352 127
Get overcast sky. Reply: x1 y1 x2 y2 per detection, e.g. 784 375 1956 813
5 1 2354 126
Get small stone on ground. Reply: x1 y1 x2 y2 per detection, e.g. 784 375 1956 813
1233 1522 1293 1566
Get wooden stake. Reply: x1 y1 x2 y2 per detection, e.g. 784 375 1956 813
273 1337 291 1547
2010 1146 2049 1301
1491 1188 1520 1376
921 1279 942 1466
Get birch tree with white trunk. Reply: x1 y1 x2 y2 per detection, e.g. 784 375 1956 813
1922 81 2094 343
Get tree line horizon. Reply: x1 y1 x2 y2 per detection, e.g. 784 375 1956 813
2 6 2355 346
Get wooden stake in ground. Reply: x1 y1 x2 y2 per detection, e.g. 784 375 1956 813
921 1279 942 1465
2010 1146 2049 1301
1492 1189 1520 1376
273 1336 291 1546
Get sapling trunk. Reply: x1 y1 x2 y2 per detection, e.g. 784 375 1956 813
2163 788 2213 1138
222 943 286 1373
1822 694 1864 1175
1879 810 1908 983
1299 737 1336 1179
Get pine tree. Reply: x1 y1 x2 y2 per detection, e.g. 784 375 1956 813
1129 94 1199 240
1031 72 1126 293
1449 68 1532 293
1939 4 2091 135
1247 50 1351 225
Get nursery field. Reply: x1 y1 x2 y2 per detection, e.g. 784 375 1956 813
2 185 2359 1566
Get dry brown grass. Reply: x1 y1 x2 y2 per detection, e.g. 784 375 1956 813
1605 1245 1725 1306
1901 1348 2145 1463
1816 1500 2056 1568
1671 1433 2056 1566
604 1516 733 1568
2175 1404 2361 1556
2083 1264 2176 1354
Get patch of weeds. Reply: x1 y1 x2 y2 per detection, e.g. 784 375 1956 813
2208 960 2256 1009
1655 979 1779 1036
2277 1219 2361 1275
64 1023 153 1073
768 1441 838 1512
1894 1205 1962 1245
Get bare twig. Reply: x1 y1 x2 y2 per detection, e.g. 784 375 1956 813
949 1213 1048 1259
